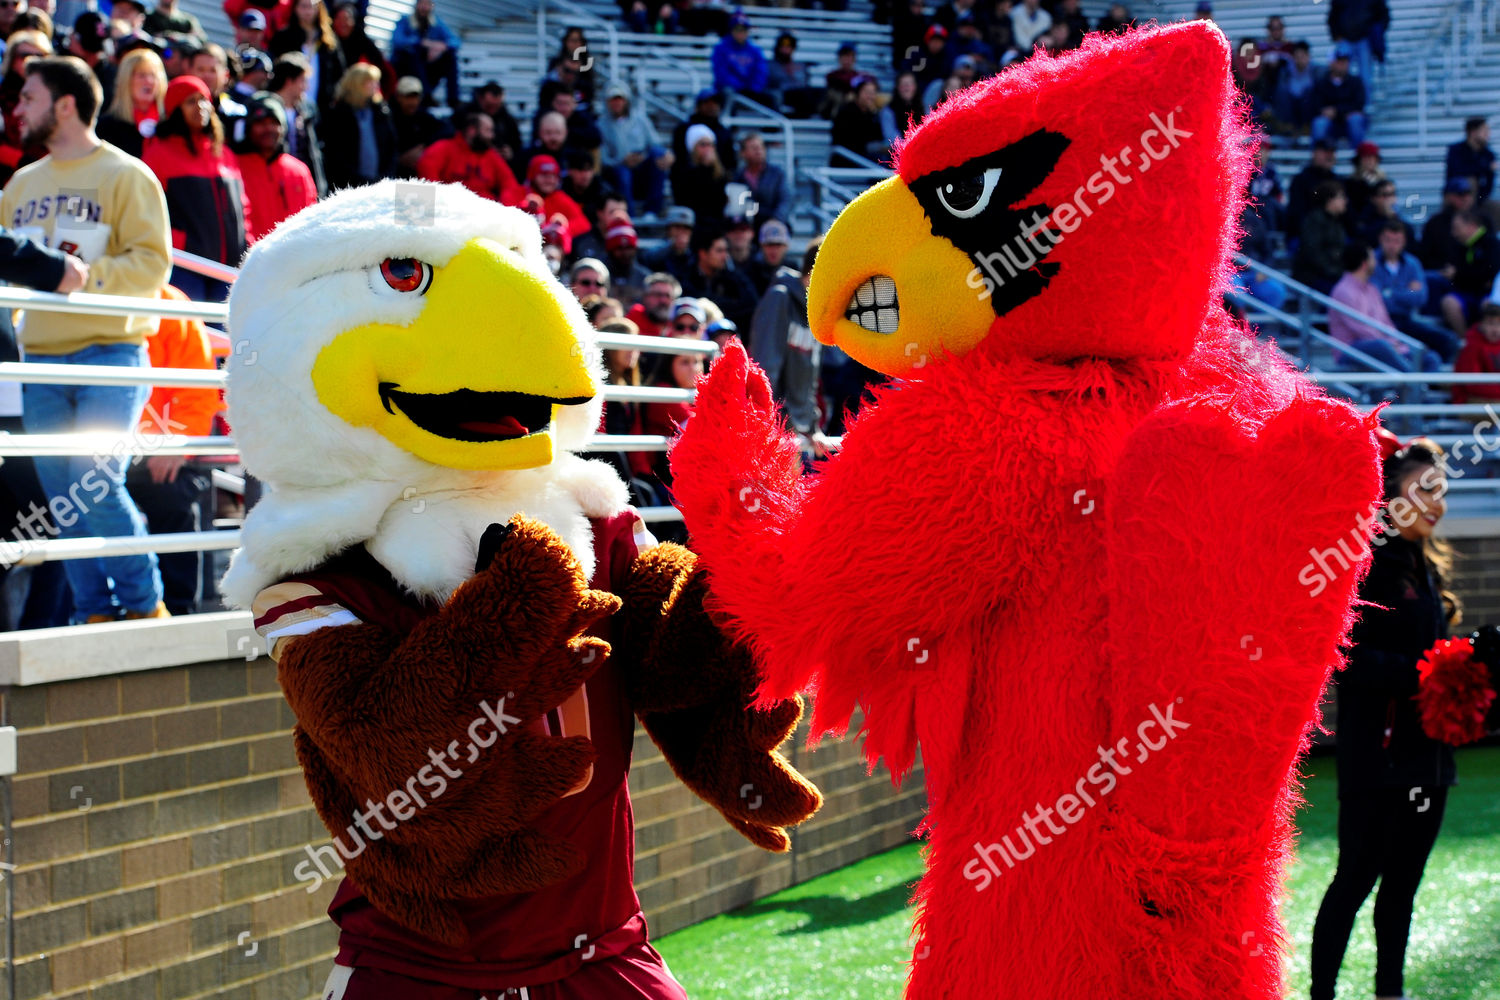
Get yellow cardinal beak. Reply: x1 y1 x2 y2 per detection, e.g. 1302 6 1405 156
807 176 996 377
311 237 598 471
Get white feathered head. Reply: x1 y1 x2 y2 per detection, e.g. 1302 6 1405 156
221 181 626 608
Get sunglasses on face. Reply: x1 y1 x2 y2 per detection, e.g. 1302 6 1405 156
575 277 603 288
673 320 701 332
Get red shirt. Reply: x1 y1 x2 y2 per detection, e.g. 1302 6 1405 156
236 151 317 243
624 303 667 337
416 137 523 203
259 512 652 989
1453 325 1500 403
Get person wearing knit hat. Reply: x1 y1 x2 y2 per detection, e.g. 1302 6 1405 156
683 123 716 159
603 219 651 306
144 71 250 301
674 123 730 230
520 152 590 257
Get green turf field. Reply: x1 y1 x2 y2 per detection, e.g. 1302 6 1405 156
655 745 1500 999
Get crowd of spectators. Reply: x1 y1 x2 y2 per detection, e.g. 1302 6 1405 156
0 0 1493 626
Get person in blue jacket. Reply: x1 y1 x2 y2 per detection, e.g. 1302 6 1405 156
711 13 770 109
388 0 460 109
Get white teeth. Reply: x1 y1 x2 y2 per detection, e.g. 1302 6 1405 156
845 276 900 334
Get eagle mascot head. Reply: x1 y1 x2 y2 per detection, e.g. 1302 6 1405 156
221 180 627 608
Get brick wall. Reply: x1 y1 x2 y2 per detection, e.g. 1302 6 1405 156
0 661 926 998
1453 535 1500 628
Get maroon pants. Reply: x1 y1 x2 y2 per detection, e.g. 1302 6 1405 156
321 941 689 999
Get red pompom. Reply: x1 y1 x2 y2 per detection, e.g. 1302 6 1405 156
1415 638 1496 746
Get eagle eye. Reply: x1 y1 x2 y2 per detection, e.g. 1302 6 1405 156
371 258 433 296
935 167 1002 219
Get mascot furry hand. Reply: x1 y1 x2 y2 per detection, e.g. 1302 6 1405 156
222 181 819 996
670 22 1381 1000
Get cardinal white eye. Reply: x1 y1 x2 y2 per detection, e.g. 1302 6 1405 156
935 167 1002 219
369 258 432 296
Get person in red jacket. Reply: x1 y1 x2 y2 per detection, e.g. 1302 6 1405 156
522 153 590 247
144 75 252 303
235 96 317 243
415 110 521 203
1452 301 1500 403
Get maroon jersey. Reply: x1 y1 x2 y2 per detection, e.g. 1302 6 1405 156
255 512 658 991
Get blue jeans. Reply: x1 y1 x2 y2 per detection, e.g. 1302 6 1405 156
611 147 668 216
1311 111 1368 149
22 342 162 620
1346 37 1376 94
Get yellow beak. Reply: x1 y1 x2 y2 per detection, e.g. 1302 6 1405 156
807 176 996 377
311 237 598 471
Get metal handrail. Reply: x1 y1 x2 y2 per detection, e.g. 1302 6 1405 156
1224 286 1400 375
826 145 889 173
171 248 240 284
1235 255 1429 357
0 286 228 322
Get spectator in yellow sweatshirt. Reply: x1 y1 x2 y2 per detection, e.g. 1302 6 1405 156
0 55 173 623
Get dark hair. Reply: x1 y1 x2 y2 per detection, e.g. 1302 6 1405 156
25 55 102 126
1311 179 1345 208
801 236 821 275
455 109 487 132
1291 40 1310 53
1465 116 1487 134
1381 438 1460 624
269 52 310 91
1380 219 1407 238
691 228 724 255
1481 301 1500 321
155 97 226 157
1340 241 1371 273
1374 179 1396 197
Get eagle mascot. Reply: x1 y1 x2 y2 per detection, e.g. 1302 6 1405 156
222 180 820 999
669 21 1391 1000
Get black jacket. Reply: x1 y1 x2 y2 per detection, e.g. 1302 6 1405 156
1335 535 1457 795
320 100 398 189
0 227 67 291
268 29 348 112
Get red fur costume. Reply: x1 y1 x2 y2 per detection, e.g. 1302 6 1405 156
669 22 1383 999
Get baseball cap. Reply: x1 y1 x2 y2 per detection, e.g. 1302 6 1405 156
239 48 273 76
1194 0 1213 12
237 9 267 30
527 155 561 181
758 219 790 245
670 298 707 325
1445 177 1475 195
1332 41 1354 60
605 222 638 251
696 87 722 105
243 94 285 129
395 76 424 97
706 317 738 339
664 206 696 229
838 41 856 55
606 82 630 100
925 24 948 42
729 12 750 29
570 258 610 284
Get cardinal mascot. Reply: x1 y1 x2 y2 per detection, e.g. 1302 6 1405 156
221 180 820 999
669 20 1398 1000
